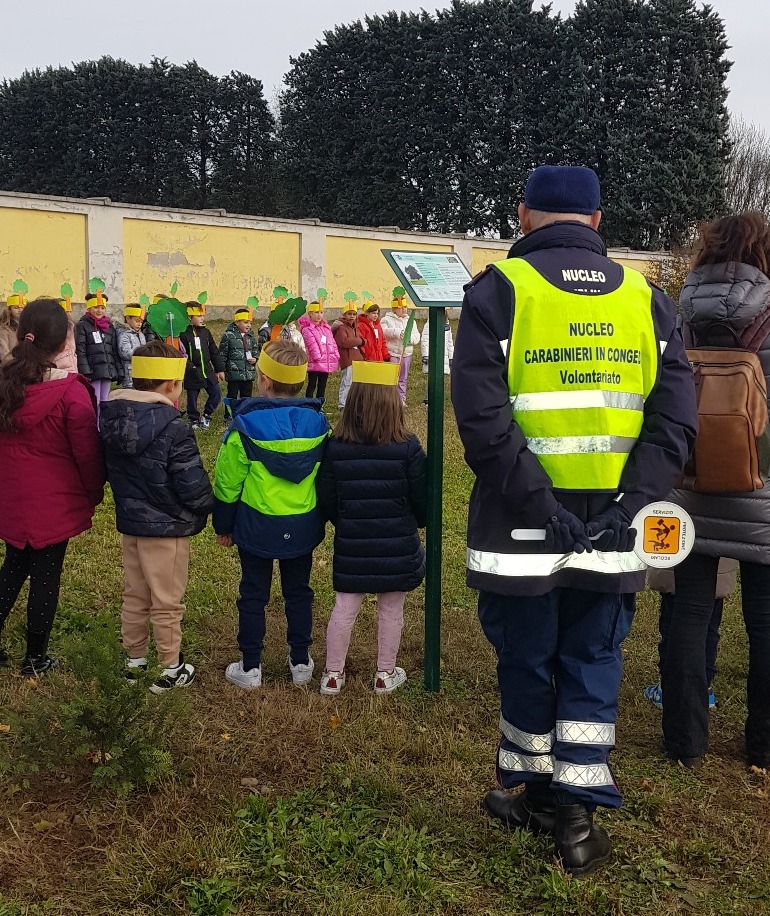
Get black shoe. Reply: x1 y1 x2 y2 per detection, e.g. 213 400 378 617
554 803 612 877
149 653 195 694
20 656 59 678
660 739 703 769
484 786 556 835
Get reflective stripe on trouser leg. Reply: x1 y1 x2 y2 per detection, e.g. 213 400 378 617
551 590 635 809
478 591 559 789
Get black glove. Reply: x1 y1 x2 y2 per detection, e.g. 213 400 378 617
544 505 593 554
585 505 636 552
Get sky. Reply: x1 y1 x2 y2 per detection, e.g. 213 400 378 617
2 0 769 132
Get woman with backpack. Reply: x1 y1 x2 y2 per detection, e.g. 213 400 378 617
664 212 770 771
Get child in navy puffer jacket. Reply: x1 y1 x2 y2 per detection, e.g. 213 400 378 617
315 360 427 696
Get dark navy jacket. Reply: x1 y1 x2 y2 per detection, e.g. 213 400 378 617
451 222 698 596
100 390 214 537
316 435 427 593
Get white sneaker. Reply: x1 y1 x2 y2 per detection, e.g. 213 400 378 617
320 670 346 696
225 660 262 689
288 653 314 686
150 654 195 694
373 667 407 695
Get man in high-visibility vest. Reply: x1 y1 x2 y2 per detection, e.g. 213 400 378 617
451 165 697 876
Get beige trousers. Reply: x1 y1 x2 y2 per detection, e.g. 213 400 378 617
121 535 190 667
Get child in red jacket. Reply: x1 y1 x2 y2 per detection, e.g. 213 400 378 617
0 299 105 676
358 302 391 362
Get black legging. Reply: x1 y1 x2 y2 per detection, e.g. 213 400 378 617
306 371 329 400
0 540 69 658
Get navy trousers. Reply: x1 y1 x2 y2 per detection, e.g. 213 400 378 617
479 588 635 809
236 549 313 671
186 377 222 422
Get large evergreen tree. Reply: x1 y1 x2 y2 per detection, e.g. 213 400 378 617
0 58 276 215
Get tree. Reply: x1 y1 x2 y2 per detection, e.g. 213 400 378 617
724 117 770 218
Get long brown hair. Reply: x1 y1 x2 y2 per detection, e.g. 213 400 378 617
334 382 410 446
692 212 770 275
0 299 68 432
0 305 19 330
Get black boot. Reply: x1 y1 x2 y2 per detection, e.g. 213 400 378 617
484 784 556 835
554 802 612 877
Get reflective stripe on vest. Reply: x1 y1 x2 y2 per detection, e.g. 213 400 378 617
467 547 646 577
494 258 658 491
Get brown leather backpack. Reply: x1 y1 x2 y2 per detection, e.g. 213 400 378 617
680 314 770 493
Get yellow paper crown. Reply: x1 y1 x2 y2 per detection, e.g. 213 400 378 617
187 304 206 317
307 302 323 313
351 361 400 386
60 298 72 312
342 300 358 314
124 306 145 318
257 348 307 385
131 355 187 381
7 294 25 308
234 308 252 322
86 293 108 308
152 294 165 305
362 301 379 313
391 297 412 309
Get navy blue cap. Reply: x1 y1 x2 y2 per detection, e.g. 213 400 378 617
524 165 601 215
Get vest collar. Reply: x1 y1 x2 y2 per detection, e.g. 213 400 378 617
508 222 607 259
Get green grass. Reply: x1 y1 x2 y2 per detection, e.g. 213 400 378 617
1 319 769 915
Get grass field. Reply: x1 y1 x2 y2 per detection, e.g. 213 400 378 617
0 320 768 916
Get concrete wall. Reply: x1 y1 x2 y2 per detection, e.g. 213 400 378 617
0 191 666 316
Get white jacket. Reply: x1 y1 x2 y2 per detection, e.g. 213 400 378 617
420 319 454 374
380 311 421 357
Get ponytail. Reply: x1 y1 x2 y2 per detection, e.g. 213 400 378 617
0 299 68 432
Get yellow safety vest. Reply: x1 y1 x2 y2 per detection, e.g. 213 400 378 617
494 258 658 492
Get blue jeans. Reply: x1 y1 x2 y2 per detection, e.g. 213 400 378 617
236 550 313 671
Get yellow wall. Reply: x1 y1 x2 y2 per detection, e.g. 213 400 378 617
123 219 301 306
612 256 657 279
0 208 87 301
326 236 452 308
472 246 509 276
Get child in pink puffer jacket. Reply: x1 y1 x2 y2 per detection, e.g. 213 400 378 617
299 302 340 400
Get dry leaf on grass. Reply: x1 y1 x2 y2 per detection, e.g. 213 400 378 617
329 715 342 730
33 820 55 832
0 724 11 733
220 732 231 741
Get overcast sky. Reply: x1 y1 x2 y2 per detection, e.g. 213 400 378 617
3 0 769 132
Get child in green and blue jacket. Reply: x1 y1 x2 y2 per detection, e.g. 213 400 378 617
213 339 330 690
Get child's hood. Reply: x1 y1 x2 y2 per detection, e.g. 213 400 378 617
227 397 330 484
12 372 86 430
99 389 180 456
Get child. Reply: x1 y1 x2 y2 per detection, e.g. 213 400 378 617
358 302 391 362
0 299 104 676
213 340 330 689
180 301 225 429
299 301 340 400
54 296 78 373
75 291 122 416
0 292 25 365
220 308 258 416
381 296 420 404
332 299 364 409
256 317 306 356
316 360 427 695
99 341 213 693
116 304 147 388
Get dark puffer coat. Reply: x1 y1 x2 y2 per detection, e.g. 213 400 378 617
180 325 225 389
99 389 214 537
316 435 427 593
75 312 122 382
219 322 258 382
670 261 770 564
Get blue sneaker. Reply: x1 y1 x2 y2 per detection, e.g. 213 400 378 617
644 682 663 709
708 686 717 710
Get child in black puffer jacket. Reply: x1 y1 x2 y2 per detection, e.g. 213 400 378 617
99 341 213 694
315 360 427 697
75 293 122 418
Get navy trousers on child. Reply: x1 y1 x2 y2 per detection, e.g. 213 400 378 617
237 549 313 671
186 377 222 423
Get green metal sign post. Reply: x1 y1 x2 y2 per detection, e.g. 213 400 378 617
381 250 472 691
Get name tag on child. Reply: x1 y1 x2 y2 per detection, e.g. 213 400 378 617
245 350 253 360
320 335 327 344
92 331 102 344
194 337 202 350
374 329 379 338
